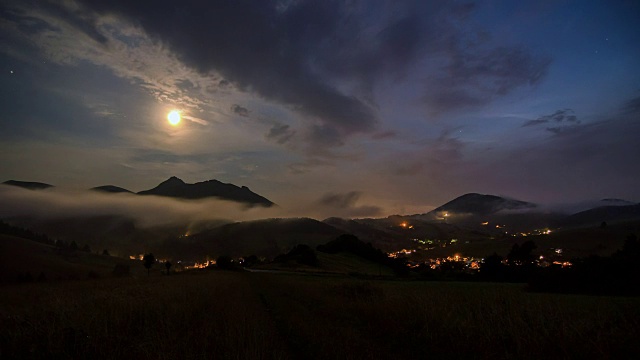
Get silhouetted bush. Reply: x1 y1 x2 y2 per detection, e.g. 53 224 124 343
528 233 640 296
241 255 261 267
318 234 408 276
0 220 56 246
216 255 234 270
274 244 318 266
507 240 536 265
143 253 155 276
480 252 506 280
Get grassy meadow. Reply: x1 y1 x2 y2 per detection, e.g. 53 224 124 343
1 270 639 359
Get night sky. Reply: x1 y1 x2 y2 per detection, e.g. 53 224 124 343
1 0 639 217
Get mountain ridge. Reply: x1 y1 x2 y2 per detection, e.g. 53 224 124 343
137 176 274 206
3 177 274 206
3 180 54 190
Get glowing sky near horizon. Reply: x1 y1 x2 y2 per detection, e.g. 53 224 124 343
0 0 639 217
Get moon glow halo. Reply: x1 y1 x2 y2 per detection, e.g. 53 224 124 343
167 110 181 126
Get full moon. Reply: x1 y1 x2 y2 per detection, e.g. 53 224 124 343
167 110 181 126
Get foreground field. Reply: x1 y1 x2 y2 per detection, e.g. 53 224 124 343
1 271 638 359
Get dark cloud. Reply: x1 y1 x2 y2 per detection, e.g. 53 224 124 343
424 46 551 114
622 96 640 114
317 191 382 217
522 119 549 127
523 109 581 134
481 113 640 204
0 7 58 35
372 130 397 140
319 191 361 209
1 0 107 43
231 104 250 117
130 151 212 165
306 124 344 149
392 161 425 176
266 123 296 144
175 79 197 92
73 0 379 142
63 0 550 142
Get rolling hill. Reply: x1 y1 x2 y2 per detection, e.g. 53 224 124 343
170 218 343 259
562 203 640 227
0 234 145 284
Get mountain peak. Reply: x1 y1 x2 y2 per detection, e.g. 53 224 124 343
3 180 54 190
431 193 536 216
163 176 185 185
138 177 274 206
90 185 133 194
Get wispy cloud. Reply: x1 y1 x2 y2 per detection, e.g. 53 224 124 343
523 109 581 134
317 191 382 218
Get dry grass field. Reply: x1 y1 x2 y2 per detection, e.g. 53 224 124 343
1 270 639 359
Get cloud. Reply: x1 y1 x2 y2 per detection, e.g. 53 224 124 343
57 1 548 137
0 0 220 118
266 123 296 144
317 191 382 218
622 95 640 114
182 115 209 126
1 0 552 153
467 107 640 204
318 191 361 209
69 0 380 141
372 130 397 140
523 109 581 134
231 104 250 117
423 46 551 114
0 185 278 227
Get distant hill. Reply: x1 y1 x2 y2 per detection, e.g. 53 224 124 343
324 216 493 251
430 193 536 216
138 176 274 206
91 185 133 193
563 204 640 227
3 180 53 190
174 218 343 258
0 234 145 284
599 198 636 206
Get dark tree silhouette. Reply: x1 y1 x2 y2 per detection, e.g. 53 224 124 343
165 261 172 275
480 252 505 280
143 253 155 276
274 244 318 266
102 249 110 256
621 234 639 255
81 244 91 252
507 240 536 265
